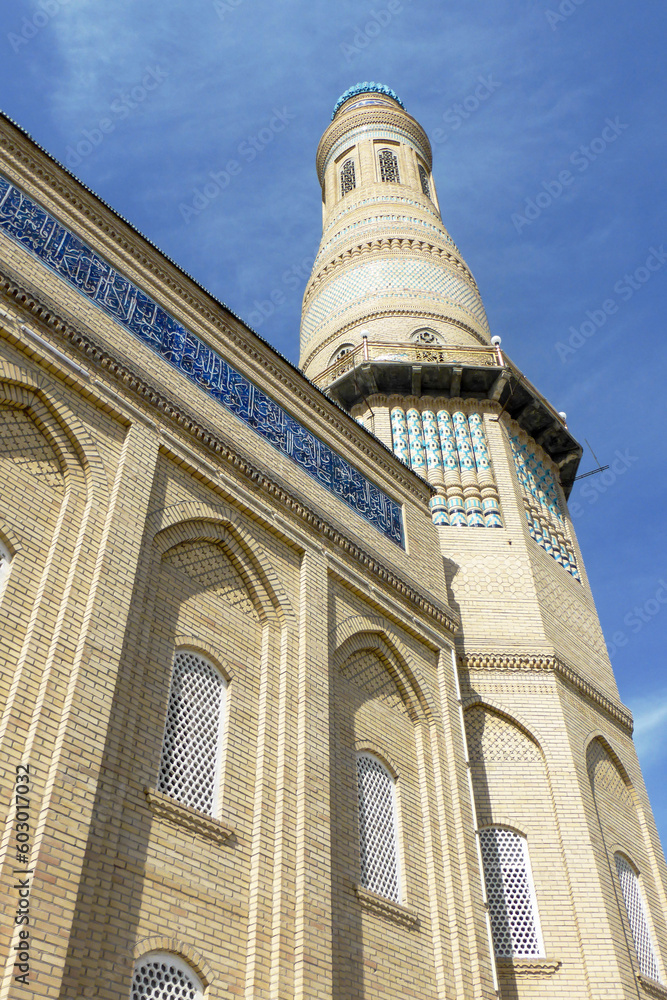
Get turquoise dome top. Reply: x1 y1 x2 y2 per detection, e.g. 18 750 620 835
332 83 404 119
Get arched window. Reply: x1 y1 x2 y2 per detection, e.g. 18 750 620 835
340 158 356 196
615 854 662 981
158 649 227 816
418 164 431 198
410 327 440 347
329 343 354 366
479 827 544 958
378 148 400 183
131 953 204 1000
356 753 400 902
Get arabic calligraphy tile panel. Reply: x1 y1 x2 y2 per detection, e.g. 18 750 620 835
0 174 403 547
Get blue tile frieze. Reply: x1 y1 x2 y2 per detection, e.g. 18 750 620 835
0 174 404 546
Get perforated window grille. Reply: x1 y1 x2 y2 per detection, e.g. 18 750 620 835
341 158 356 196
418 164 431 198
131 953 203 1000
615 855 661 981
378 148 400 183
158 650 226 815
356 754 400 902
479 828 544 958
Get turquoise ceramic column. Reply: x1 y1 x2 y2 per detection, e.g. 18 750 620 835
421 408 444 485
429 489 450 525
390 406 409 464
453 410 485 527
437 409 467 526
406 406 427 479
468 412 502 528
510 437 538 540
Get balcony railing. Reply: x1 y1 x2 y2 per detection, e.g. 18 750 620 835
314 341 500 388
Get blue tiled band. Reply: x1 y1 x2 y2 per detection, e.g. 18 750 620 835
0 174 404 547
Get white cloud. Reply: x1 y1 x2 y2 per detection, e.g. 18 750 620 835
629 689 667 766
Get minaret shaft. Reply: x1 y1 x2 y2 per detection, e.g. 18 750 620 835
300 85 490 382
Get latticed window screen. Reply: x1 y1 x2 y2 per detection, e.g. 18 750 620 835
131 953 203 1000
418 164 431 197
615 854 662 981
158 650 226 815
340 158 356 196
479 827 544 958
378 148 400 183
356 754 400 902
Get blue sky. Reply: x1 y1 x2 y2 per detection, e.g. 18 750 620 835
2 1 666 845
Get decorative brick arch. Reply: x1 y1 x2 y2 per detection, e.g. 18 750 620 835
150 502 294 625
585 733 635 796
332 615 436 723
462 695 547 759
132 936 214 988
0 365 108 500
172 635 235 683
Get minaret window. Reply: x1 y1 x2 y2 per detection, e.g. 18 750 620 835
411 327 440 346
329 343 354 365
340 158 356 196
356 753 400 902
131 953 203 1000
378 148 400 183
158 649 227 816
615 854 662 982
418 164 431 198
479 827 544 958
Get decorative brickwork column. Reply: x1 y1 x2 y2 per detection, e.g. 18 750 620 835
1 420 160 1000
294 550 333 1000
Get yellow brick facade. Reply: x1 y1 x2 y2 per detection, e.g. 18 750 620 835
0 85 665 1000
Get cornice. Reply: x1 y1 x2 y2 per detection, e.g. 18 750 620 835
303 237 478 306
0 274 461 636
353 884 419 928
457 653 633 732
317 107 432 180
144 788 234 845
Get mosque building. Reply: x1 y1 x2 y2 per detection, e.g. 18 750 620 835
0 82 665 1000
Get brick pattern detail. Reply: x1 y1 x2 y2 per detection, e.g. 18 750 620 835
162 540 258 620
340 649 409 716
465 707 541 763
0 406 63 491
587 739 633 808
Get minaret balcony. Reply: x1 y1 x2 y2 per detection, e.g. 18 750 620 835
313 340 583 494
